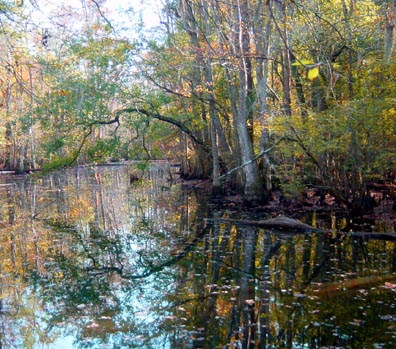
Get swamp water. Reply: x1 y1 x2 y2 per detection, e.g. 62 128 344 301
0 163 395 349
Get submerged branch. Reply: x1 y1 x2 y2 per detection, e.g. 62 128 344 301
205 215 320 232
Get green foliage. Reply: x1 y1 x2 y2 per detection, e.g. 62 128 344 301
274 91 396 204
278 167 306 199
136 162 148 171
41 152 78 172
85 138 121 163
0 0 21 18
265 0 396 206
33 29 137 167
42 137 66 156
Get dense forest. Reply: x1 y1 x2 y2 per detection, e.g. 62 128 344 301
0 0 395 211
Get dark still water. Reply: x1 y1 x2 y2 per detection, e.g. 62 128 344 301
0 163 395 349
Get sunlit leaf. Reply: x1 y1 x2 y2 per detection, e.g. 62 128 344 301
308 66 319 80
292 59 314 67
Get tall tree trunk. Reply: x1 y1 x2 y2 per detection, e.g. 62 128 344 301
291 53 308 121
254 0 274 191
201 0 222 192
5 70 14 171
217 31 241 171
384 0 396 63
179 0 224 181
281 1 292 117
233 0 265 202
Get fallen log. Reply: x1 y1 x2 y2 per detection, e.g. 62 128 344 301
205 215 320 232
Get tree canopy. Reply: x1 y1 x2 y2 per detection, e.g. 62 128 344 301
0 0 395 209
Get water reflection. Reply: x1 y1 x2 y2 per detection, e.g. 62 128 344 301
0 163 395 348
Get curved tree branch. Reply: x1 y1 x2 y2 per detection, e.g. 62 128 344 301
89 0 114 31
67 126 93 167
66 116 120 167
115 106 228 172
125 108 207 150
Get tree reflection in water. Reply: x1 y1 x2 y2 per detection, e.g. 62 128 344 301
0 163 395 348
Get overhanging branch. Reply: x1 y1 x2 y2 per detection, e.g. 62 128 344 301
115 107 229 171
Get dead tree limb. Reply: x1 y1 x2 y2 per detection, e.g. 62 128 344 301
217 137 285 180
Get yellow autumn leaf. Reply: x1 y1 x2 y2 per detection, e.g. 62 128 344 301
308 66 319 80
291 59 314 67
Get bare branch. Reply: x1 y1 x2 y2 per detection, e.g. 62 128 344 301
218 137 285 180
89 0 114 31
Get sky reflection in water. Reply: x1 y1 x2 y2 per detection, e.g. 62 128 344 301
0 163 395 348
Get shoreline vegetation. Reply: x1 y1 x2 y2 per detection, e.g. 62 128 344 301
2 161 395 233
